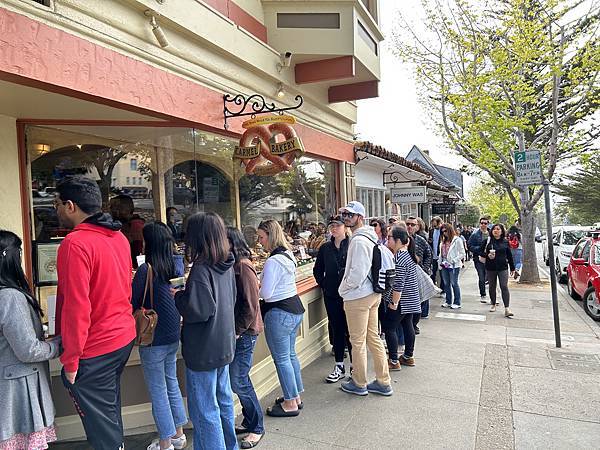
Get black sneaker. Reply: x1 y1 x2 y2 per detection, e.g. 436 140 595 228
325 365 345 383
414 326 420 335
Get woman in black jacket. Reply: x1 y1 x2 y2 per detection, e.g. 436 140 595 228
174 212 237 450
313 215 351 383
480 223 516 317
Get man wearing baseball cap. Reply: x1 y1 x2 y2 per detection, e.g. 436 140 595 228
337 201 392 397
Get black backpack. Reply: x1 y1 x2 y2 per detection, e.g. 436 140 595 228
364 236 395 294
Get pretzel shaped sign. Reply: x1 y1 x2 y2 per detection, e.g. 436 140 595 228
234 120 304 176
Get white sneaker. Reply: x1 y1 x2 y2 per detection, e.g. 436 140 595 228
441 302 449 308
326 364 345 383
450 304 461 309
171 434 187 450
147 440 174 450
480 296 487 303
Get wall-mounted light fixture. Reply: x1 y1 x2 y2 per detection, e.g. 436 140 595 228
145 10 169 48
34 143 50 155
276 83 285 99
276 52 293 72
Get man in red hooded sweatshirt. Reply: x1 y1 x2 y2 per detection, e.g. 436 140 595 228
55 176 136 450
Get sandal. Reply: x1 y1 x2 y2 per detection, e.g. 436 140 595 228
240 433 265 449
274 396 304 410
266 403 300 417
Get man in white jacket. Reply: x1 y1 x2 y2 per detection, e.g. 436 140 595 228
337 201 392 397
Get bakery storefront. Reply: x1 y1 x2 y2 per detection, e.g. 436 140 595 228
15 115 349 439
0 3 364 439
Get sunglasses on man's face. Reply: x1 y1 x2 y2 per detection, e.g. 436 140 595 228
406 223 417 227
341 212 356 218
480 221 489 225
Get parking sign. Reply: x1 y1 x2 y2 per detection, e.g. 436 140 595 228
514 150 542 186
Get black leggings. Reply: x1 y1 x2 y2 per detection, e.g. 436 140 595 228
324 294 352 363
382 310 416 360
487 269 510 307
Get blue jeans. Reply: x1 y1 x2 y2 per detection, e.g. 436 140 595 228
186 366 238 450
421 299 430 318
139 342 188 440
264 308 304 400
229 334 264 434
441 267 462 306
474 259 487 296
511 248 523 271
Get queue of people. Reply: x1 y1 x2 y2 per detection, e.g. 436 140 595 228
0 180 524 450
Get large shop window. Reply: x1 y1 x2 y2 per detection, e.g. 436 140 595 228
26 125 334 284
357 187 386 219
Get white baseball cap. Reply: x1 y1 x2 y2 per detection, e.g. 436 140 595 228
339 201 366 217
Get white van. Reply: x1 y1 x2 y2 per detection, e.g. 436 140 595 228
543 226 590 282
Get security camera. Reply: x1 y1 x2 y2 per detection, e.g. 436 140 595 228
277 52 293 72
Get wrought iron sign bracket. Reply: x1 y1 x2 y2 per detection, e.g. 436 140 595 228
223 93 303 130
383 170 432 186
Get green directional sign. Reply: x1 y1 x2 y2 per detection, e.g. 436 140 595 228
514 150 542 186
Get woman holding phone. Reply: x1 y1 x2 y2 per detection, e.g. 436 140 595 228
132 222 188 450
481 223 515 317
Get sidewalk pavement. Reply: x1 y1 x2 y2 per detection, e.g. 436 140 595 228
51 261 600 450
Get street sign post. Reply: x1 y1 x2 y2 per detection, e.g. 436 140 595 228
514 150 542 186
514 150 560 347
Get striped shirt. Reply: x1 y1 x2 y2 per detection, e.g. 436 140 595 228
393 250 421 315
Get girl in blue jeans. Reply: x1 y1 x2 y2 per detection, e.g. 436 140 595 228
132 222 187 450
438 224 465 309
257 220 305 418
227 227 265 449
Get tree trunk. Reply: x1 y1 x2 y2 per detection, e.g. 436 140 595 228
519 208 540 283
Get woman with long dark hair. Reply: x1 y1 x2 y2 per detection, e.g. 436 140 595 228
132 222 187 450
175 213 237 450
0 230 60 450
439 223 465 308
227 227 265 449
313 215 352 383
383 227 421 369
481 224 515 317
370 218 388 245
257 219 305 417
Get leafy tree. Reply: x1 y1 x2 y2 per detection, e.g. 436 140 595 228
393 0 600 282
457 203 481 226
468 181 520 225
553 155 600 224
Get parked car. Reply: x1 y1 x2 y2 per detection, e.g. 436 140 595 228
543 226 590 283
566 230 600 321
535 226 542 242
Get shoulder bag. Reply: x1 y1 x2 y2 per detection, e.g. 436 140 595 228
133 263 158 346
478 237 491 264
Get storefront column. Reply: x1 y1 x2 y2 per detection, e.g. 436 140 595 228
0 115 24 238
153 145 168 223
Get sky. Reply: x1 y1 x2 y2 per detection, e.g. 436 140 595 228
355 0 475 193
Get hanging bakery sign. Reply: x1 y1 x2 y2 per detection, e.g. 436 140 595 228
234 114 304 176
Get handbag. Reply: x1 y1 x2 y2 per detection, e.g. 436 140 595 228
415 264 441 301
133 263 158 346
478 237 491 264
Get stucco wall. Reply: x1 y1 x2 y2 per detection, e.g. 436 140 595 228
0 115 23 238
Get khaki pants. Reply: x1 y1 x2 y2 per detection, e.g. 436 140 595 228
343 293 391 388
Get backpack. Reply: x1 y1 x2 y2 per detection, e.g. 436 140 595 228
365 236 395 293
508 234 519 249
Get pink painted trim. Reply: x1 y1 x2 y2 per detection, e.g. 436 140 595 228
202 0 267 43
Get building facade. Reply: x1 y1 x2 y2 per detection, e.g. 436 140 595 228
0 0 382 440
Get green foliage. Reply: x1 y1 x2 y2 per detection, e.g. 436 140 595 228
468 182 520 225
456 203 481 226
393 0 599 213
553 156 600 224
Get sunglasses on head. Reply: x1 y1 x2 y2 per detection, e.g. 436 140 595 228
341 212 356 218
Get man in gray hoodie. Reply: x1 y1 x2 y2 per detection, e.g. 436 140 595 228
337 201 392 397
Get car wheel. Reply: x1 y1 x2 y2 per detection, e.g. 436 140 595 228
567 276 581 300
583 287 600 322
555 259 566 283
